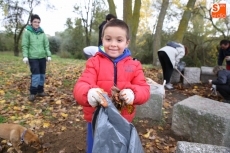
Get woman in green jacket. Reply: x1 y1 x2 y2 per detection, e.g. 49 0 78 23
21 14 51 102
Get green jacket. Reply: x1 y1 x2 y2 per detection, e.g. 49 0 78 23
22 25 51 59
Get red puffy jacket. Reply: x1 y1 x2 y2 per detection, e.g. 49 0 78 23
73 51 150 122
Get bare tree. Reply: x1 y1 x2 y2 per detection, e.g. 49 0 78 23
199 4 230 39
74 0 106 46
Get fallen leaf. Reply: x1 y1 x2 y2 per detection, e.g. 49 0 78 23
43 122 50 128
61 126 66 131
0 100 6 104
56 100 62 105
158 126 164 131
0 90 5 95
59 148 66 153
61 113 68 118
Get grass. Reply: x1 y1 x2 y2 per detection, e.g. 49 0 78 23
0 51 86 86
0 52 87 125
0 115 7 123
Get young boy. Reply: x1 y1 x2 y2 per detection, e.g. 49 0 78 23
73 19 150 153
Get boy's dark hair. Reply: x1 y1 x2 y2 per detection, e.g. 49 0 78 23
184 46 189 55
219 39 229 45
213 66 224 75
102 19 130 40
105 14 117 21
30 14 41 23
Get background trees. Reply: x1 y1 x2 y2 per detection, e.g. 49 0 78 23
0 0 229 67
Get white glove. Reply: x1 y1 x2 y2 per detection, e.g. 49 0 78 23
226 56 230 61
208 80 212 84
23 57 28 64
174 62 178 69
87 88 103 107
211 84 216 90
47 57 51 62
119 89 134 104
211 85 217 95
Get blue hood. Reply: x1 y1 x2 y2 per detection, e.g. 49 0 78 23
99 46 131 63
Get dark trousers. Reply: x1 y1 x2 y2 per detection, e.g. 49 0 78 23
29 58 46 95
158 51 173 84
217 85 230 100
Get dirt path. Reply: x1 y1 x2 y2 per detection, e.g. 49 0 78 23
0 64 223 153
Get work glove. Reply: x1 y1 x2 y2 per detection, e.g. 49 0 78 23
47 57 51 62
119 89 134 105
225 56 230 61
208 79 212 84
23 57 28 64
87 88 103 107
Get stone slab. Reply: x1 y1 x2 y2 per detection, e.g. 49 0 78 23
183 67 201 84
171 69 181 83
172 95 230 147
136 80 165 121
176 141 230 153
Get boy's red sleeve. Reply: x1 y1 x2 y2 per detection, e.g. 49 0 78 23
73 58 99 107
126 62 150 105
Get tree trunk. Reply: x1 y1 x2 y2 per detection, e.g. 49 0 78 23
130 0 141 54
152 0 169 66
123 0 141 54
123 0 132 24
14 39 19 56
107 0 116 16
172 0 196 43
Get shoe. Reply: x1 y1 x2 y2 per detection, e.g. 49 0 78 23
165 83 174 90
37 92 49 97
29 94 36 102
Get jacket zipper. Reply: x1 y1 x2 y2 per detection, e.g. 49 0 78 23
114 62 117 86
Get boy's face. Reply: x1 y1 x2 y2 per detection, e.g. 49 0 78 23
220 43 229 50
102 27 129 58
31 19 40 29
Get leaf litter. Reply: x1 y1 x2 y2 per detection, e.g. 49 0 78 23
0 57 224 153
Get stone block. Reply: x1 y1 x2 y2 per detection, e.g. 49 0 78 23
135 80 165 121
200 66 217 83
171 69 181 83
176 141 230 153
172 95 230 147
183 67 201 84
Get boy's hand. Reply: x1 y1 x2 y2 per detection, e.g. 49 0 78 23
208 80 212 84
47 57 51 62
87 88 103 107
119 89 134 105
23 57 28 64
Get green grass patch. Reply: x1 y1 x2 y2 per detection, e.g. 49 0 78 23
0 115 7 123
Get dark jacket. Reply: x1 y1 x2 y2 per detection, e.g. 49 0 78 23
98 21 107 46
212 70 230 86
218 47 230 66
